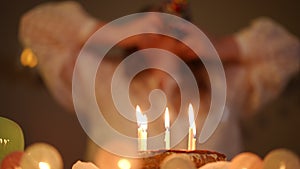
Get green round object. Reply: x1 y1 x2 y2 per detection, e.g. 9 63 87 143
0 117 24 162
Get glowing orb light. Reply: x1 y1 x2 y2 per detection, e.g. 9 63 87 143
20 48 38 68
230 152 263 169
263 149 300 169
117 159 131 169
20 143 63 169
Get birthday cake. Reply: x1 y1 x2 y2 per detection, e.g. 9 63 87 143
139 149 226 169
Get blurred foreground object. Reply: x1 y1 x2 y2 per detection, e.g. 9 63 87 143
230 152 263 169
0 151 24 169
20 143 63 169
263 149 300 169
160 154 196 169
72 161 99 169
199 149 299 169
199 161 230 169
0 117 24 162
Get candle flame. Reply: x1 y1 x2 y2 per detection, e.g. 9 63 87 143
192 121 196 137
165 107 170 129
188 103 196 137
136 105 147 130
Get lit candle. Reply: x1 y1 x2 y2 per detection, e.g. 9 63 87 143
136 105 147 151
188 104 196 151
164 107 170 149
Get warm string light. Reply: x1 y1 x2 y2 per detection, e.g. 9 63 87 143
20 48 38 68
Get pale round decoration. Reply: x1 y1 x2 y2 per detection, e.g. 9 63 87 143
230 152 263 169
20 143 63 169
263 149 300 169
72 161 99 169
160 153 196 169
199 161 230 169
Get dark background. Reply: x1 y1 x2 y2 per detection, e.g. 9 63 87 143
1 0 299 168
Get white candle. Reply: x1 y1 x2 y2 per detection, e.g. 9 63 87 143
136 105 147 151
164 107 170 149
188 104 196 151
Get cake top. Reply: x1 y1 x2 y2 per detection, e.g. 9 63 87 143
140 149 226 169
